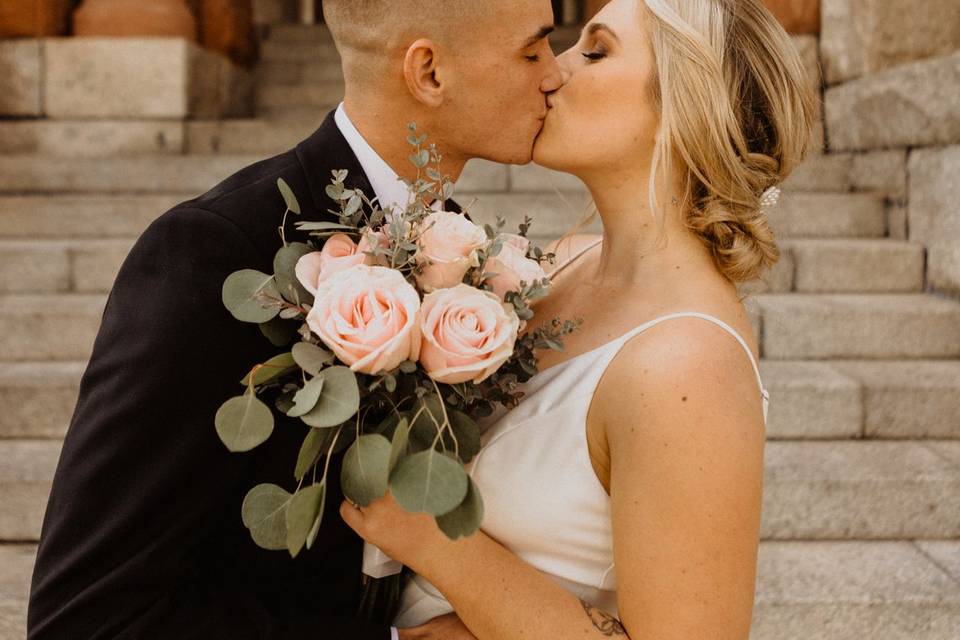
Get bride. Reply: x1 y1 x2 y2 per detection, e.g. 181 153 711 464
340 0 816 637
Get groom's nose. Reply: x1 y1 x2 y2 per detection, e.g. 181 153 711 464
540 53 564 94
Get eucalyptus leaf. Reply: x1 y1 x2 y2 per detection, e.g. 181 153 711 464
278 178 301 214
295 428 325 481
286 482 326 557
294 221 357 232
305 486 328 550
292 342 335 375
241 483 291 551
341 434 393 507
388 418 410 473
408 394 446 452
240 352 297 387
435 475 484 540
287 376 326 418
259 317 299 347
447 410 481 464
215 392 275 452
300 366 361 428
389 449 468 516
274 242 314 305
223 269 282 324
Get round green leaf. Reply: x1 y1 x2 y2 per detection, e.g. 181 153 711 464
215 392 275 453
240 352 297 387
222 269 282 324
447 410 481 464
295 428 325 481
341 434 393 507
278 177 301 214
274 242 314 305
389 418 410 473
389 449 469 516
300 366 360 428
435 475 484 540
287 376 325 418
286 482 326 558
242 483 291 551
292 342 335 376
259 317 300 347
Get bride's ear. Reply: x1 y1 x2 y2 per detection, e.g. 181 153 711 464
403 38 445 107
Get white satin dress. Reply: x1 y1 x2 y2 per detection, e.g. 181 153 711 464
393 245 770 629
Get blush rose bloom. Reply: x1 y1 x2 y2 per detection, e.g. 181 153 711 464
415 211 488 292
295 233 378 296
306 265 421 375
484 233 547 301
419 284 521 384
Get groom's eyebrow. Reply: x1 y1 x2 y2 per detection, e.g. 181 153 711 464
523 24 555 48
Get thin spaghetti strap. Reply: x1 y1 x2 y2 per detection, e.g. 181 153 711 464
547 238 603 280
615 312 767 395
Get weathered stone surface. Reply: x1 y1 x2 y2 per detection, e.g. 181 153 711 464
186 117 319 154
826 52 960 151
260 39 340 63
915 541 960 583
252 0 299 25
759 362 863 439
909 146 960 295
0 155 260 194
784 239 925 293
0 295 106 361
0 440 62 540
752 541 960 640
256 59 344 86
255 81 343 111
851 150 908 200
0 120 185 157
821 0 960 85
766 193 886 238
0 195 183 239
0 40 42 116
510 164 587 192
464 192 598 239
925 442 960 468
0 544 37 640
740 252 795 295
830 361 960 439
44 38 252 118
0 363 83 439
0 242 71 294
783 153 853 191
793 34 823 106
458 160 511 193
761 441 960 538
756 294 960 359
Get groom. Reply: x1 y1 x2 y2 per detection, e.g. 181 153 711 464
27 1 561 639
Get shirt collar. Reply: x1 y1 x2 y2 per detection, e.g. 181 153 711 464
334 102 445 215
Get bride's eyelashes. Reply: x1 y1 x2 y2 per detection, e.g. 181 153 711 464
581 50 607 62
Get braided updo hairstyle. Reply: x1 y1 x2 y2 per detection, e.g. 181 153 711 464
644 0 817 282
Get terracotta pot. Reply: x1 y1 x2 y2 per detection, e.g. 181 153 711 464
201 0 257 67
73 0 197 40
0 0 73 38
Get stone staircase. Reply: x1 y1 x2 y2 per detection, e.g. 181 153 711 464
1 21 958 640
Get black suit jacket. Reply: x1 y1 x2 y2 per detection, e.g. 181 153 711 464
28 111 399 639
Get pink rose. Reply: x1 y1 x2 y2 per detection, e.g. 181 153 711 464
419 284 521 384
484 234 547 300
295 233 377 295
306 265 421 375
415 211 488 292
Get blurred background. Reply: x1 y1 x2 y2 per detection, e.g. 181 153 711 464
0 0 958 638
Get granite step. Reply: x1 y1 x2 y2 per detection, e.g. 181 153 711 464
185 117 322 155
0 155 264 194
256 81 344 111
0 119 186 157
259 39 341 63
0 295 106 362
753 294 960 359
0 540 956 639
256 59 345 86
0 239 134 294
0 362 85 440
778 239 925 293
0 195 185 240
3 439 958 541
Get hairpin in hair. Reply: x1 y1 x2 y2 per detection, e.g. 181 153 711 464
760 186 781 208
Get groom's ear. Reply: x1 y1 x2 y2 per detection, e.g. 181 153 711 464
403 38 445 107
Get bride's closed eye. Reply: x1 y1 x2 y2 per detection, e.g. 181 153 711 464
581 49 607 62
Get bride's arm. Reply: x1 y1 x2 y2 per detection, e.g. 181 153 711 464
341 320 765 640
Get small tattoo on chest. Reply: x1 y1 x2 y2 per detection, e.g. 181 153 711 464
580 598 627 636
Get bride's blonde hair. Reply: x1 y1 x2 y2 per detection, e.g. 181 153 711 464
646 0 817 282
561 0 817 283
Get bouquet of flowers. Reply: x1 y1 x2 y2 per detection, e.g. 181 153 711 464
215 125 578 620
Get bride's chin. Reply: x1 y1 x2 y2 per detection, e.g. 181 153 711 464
532 130 562 170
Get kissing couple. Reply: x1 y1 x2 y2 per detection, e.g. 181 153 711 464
28 0 816 638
